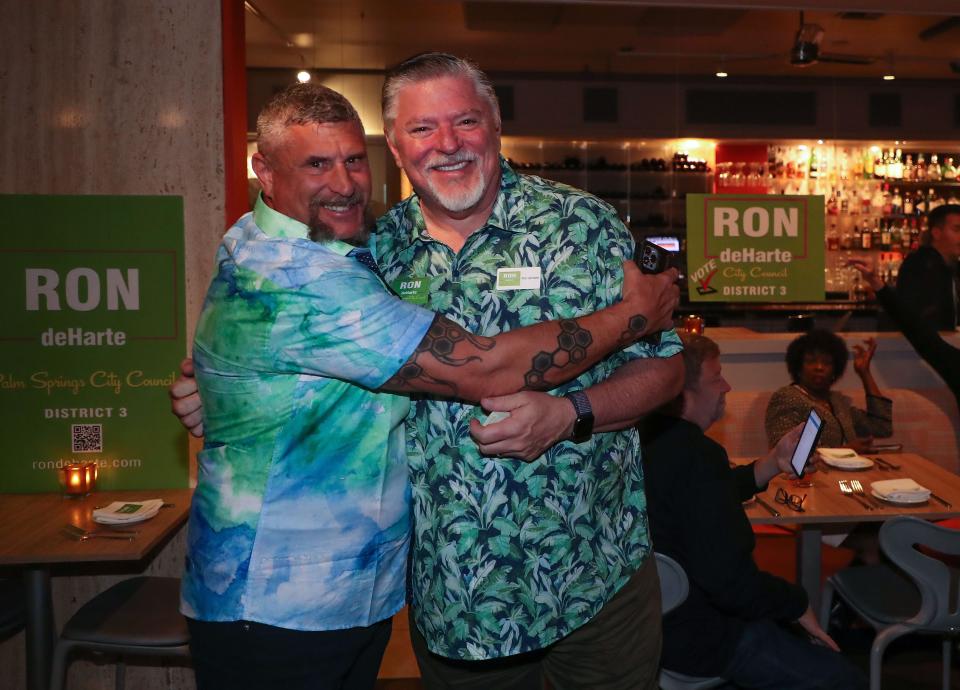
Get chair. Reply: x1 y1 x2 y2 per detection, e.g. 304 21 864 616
49 576 190 690
819 516 960 690
653 552 726 690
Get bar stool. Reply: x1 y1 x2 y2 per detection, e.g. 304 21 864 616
49 576 190 690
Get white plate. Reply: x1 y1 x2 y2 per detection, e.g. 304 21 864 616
871 490 929 505
819 454 874 470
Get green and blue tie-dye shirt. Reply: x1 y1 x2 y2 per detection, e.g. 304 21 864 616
373 159 683 660
181 197 434 630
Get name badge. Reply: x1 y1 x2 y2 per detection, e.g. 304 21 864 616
496 266 541 291
390 276 431 305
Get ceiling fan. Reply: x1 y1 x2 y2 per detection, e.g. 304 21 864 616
789 11 873 67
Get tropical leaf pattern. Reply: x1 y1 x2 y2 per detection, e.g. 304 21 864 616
373 159 682 660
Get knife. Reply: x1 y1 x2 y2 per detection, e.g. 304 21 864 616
755 496 781 517
930 493 953 508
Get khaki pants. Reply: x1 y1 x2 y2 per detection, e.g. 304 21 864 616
411 555 663 690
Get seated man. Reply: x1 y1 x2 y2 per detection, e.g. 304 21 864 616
640 334 867 690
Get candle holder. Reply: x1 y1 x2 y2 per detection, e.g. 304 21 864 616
60 462 98 497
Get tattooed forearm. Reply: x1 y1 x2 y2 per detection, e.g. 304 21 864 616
620 313 649 343
522 319 593 388
384 316 493 395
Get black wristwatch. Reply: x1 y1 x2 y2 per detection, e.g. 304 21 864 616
564 390 594 444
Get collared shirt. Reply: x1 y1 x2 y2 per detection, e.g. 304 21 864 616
181 196 434 631
373 158 683 660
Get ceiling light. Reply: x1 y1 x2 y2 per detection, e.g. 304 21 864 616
716 71 728 78
297 70 311 83
882 74 895 81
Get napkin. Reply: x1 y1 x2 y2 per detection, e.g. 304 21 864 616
817 448 873 469
93 498 164 524
818 448 858 460
871 479 931 502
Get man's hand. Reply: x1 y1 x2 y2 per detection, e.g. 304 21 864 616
796 606 840 652
620 261 680 336
169 357 203 438
846 259 884 293
469 392 576 461
754 422 804 487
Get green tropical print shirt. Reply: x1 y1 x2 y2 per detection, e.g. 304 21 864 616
372 158 683 660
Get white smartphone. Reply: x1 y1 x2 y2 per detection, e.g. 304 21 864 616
790 409 824 478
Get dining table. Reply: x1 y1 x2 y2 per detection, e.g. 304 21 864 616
736 452 960 615
0 488 192 690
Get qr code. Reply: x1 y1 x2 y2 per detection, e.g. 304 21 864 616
72 424 103 453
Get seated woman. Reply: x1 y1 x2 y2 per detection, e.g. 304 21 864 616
765 329 893 452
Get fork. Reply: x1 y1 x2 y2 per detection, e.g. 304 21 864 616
838 480 873 510
850 480 884 508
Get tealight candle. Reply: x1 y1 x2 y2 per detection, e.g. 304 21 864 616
61 463 86 496
60 462 98 496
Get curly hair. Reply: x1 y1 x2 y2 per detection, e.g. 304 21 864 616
785 328 848 384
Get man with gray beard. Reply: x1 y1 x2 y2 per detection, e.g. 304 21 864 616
373 52 683 689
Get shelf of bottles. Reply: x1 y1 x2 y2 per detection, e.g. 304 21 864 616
500 138 713 239
502 137 959 303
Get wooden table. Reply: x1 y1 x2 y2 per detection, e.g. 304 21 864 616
738 453 960 614
0 488 192 690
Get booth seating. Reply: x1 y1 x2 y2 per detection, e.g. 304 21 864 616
707 388 960 474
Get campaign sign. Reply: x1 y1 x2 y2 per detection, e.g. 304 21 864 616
0 195 188 492
685 194 825 302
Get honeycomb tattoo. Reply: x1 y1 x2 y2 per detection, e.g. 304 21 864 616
523 319 593 388
386 316 493 394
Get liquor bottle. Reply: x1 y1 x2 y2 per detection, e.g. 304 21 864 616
809 147 820 179
861 185 872 213
929 154 942 181
826 187 838 215
874 150 886 179
903 154 914 181
910 218 921 250
916 153 928 181
948 190 960 205
904 189 914 216
929 188 944 211
891 187 903 215
871 184 885 213
861 220 872 249
839 186 850 214
827 221 840 250
901 220 912 251
914 189 927 216
944 157 957 181
841 224 854 250
872 219 882 249
889 149 904 180
864 149 875 179
881 184 893 216
852 150 864 179
880 220 892 251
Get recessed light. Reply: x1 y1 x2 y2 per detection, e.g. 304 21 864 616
716 71 728 78
297 70 311 83
882 74 895 81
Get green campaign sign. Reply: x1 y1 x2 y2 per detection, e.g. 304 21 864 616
685 194 825 302
0 195 188 492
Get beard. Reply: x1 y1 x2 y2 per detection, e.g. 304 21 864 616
420 151 488 213
307 194 374 247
